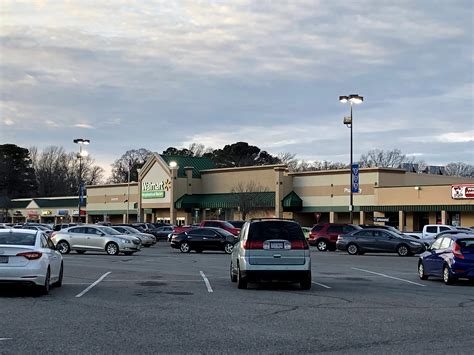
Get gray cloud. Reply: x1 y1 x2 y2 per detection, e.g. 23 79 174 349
1 0 473 176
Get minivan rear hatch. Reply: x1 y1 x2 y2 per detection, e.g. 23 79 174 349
247 221 307 265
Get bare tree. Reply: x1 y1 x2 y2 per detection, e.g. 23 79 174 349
188 143 213 157
109 148 152 183
231 181 269 220
359 149 407 168
30 146 104 196
444 162 474 177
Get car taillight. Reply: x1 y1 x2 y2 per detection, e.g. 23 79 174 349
291 240 309 250
243 240 264 249
16 251 43 260
452 242 464 259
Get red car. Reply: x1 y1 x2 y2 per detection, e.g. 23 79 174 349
200 220 241 236
308 223 361 251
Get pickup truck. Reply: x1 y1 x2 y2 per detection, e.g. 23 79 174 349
409 224 459 246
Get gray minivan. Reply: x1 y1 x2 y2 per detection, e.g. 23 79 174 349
230 219 311 290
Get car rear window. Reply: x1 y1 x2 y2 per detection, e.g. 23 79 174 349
249 221 305 242
311 225 324 232
0 232 36 246
458 239 474 249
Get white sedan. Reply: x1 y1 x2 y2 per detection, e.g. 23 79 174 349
0 229 63 295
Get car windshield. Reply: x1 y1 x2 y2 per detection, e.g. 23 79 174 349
98 226 121 235
123 226 140 233
0 232 36 245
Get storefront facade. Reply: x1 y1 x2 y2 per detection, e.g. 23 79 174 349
84 155 473 231
0 196 86 224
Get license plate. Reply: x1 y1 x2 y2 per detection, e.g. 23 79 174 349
0 256 8 263
270 242 284 249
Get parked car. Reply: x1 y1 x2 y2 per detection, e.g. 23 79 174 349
308 223 362 251
51 225 141 256
170 227 238 254
230 219 311 290
20 225 53 237
200 220 241 236
409 224 458 240
418 228 474 248
110 226 156 247
0 229 63 294
152 225 175 241
418 233 474 284
336 228 425 256
227 220 246 229
52 223 77 232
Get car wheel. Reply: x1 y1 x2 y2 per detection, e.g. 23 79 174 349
397 244 410 257
53 262 63 287
230 262 237 282
224 242 233 254
180 242 191 253
237 264 247 289
347 243 359 255
418 261 428 280
105 242 119 255
56 241 70 254
443 265 455 285
40 267 51 295
76 250 86 254
316 239 328 252
300 272 312 290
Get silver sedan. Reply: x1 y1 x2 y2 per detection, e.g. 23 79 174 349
51 225 141 256
0 229 63 295
110 226 156 247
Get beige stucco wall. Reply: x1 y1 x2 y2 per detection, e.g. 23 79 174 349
292 171 378 207
87 184 139 212
378 171 474 187
376 185 474 206
200 167 277 193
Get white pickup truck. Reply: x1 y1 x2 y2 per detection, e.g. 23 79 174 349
409 224 459 246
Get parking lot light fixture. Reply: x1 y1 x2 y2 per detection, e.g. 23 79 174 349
340 94 363 224
73 138 90 223
169 161 177 168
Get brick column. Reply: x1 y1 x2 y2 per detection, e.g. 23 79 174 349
399 210 405 231
169 166 178 225
329 211 336 223
359 211 365 225
441 210 447 225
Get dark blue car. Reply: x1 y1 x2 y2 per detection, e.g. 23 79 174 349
418 233 474 285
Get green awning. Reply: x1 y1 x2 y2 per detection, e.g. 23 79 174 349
360 205 474 212
282 191 303 211
175 192 275 209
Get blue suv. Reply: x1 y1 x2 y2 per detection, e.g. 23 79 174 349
418 232 474 285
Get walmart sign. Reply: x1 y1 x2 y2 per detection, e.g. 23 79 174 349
141 179 171 199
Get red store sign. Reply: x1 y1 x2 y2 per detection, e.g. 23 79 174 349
451 184 474 199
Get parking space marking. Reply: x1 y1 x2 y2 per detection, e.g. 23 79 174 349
351 267 426 287
0 338 13 341
200 271 213 293
75 271 112 298
311 281 331 289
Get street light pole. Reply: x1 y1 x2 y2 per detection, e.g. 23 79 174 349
126 161 130 223
339 94 363 224
73 138 90 223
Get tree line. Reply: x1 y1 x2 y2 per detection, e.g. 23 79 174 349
1 142 473 199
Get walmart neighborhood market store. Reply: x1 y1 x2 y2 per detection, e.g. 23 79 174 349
83 154 474 231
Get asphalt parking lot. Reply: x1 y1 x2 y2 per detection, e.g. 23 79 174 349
1 244 473 354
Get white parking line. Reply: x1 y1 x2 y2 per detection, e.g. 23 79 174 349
351 267 426 287
75 272 112 298
311 281 331 289
199 271 213 293
0 338 12 341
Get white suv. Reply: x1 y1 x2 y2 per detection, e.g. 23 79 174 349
230 219 312 290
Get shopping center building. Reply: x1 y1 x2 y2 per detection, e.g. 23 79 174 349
2 153 473 231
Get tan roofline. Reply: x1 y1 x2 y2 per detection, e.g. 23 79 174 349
86 182 139 188
288 167 407 176
200 164 287 174
11 196 80 201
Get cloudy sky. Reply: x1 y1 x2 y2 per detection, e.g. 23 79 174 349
1 0 473 176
